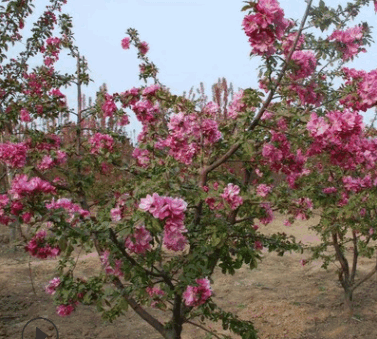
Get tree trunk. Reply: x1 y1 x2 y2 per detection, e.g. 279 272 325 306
343 289 354 318
165 329 181 339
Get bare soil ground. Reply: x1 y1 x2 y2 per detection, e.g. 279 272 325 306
1 211 377 339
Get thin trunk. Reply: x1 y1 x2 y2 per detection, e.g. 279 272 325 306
343 289 354 318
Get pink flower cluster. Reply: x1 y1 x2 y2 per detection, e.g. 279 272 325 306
125 225 152 254
10 174 56 199
100 250 123 278
138 41 149 55
132 148 151 168
227 90 246 119
49 88 65 98
183 278 212 307
121 87 140 106
56 304 75 317
142 84 160 97
102 93 117 118
110 193 130 222
159 111 221 165
45 277 61 295
202 102 220 117
289 50 317 80
310 109 365 138
281 32 305 55
20 108 31 122
121 37 131 50
146 286 165 308
328 25 365 61
43 36 61 66
342 175 372 193
323 187 337 194
30 134 61 151
287 81 323 107
242 0 292 56
139 193 188 251
256 184 272 198
132 99 160 124
25 230 61 259
306 110 374 171
259 202 274 225
291 197 313 220
0 142 28 168
0 194 11 225
37 151 67 171
221 183 243 210
340 67 377 112
45 198 90 224
89 133 114 154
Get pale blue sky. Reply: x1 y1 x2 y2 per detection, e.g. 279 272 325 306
15 0 377 144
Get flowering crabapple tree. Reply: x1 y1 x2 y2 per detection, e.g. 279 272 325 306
1 0 377 338
241 0 377 316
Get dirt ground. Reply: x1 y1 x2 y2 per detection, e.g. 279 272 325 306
1 211 377 339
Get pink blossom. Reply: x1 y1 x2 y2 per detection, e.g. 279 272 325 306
259 202 274 225
125 225 152 254
289 50 317 80
254 241 263 251
25 230 61 259
21 212 33 223
183 278 212 307
142 84 160 96
121 37 131 50
256 184 272 198
45 277 61 295
45 198 90 223
56 304 75 317
100 250 123 277
118 114 130 126
89 133 114 154
328 25 365 61
37 155 54 171
102 93 117 118
323 187 337 194
221 183 243 210
281 32 305 55
146 286 165 298
132 148 150 168
138 41 149 55
163 229 187 251
227 90 246 119
20 108 31 122
10 174 56 199
283 219 291 227
242 0 292 56
0 142 28 168
110 207 122 222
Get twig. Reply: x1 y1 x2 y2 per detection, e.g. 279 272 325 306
28 258 37 297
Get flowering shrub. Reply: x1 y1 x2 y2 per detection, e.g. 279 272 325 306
1 0 377 338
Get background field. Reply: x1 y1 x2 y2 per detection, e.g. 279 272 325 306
1 211 377 339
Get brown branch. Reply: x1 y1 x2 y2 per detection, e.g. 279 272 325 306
332 231 350 288
351 250 377 292
350 230 358 284
112 277 168 338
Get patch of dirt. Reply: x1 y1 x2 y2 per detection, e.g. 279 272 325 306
1 212 377 338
